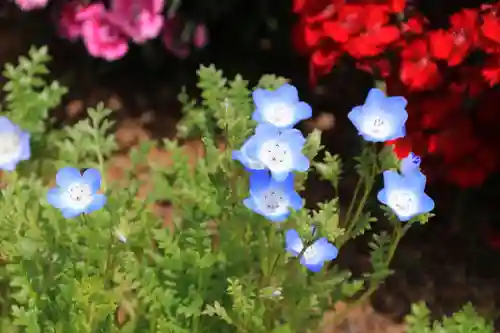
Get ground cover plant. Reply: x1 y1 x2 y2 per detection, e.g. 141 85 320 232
0 47 493 333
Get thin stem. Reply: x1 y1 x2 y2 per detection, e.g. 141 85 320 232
343 178 362 228
331 222 409 326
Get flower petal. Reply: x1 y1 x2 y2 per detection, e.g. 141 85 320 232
84 193 107 214
82 168 102 192
249 170 271 196
347 106 364 129
252 89 271 108
364 88 386 107
19 132 31 161
418 193 435 214
288 191 304 211
295 102 313 122
56 167 82 188
382 170 403 191
311 237 339 261
62 207 83 219
285 229 304 256
47 188 65 209
377 188 388 205
293 154 310 172
275 84 299 103
0 117 16 131
302 262 325 272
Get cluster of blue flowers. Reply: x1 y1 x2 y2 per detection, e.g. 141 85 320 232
232 84 339 272
347 88 435 222
0 85 434 274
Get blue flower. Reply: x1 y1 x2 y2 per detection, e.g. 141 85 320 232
0 117 30 171
400 152 421 175
377 170 434 222
252 83 312 128
285 229 338 272
245 124 310 181
243 170 303 222
47 167 107 218
232 138 266 171
348 88 408 142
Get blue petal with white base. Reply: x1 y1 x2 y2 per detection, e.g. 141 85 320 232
47 167 107 218
243 170 303 222
377 170 434 222
245 124 310 181
0 116 31 171
348 88 408 142
232 138 266 171
285 229 338 272
252 83 312 129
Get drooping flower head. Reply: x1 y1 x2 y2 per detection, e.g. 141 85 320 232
47 167 107 218
0 117 31 172
348 88 408 142
244 124 310 181
252 84 312 129
243 170 303 222
377 170 434 221
285 229 338 272
400 152 421 176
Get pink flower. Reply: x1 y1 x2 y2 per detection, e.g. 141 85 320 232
108 0 165 43
58 0 85 40
77 4 129 61
14 0 49 11
161 17 191 58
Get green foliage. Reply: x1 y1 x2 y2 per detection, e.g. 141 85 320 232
406 303 494 333
0 48 491 333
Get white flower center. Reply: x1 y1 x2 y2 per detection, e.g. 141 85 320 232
65 183 94 209
257 139 293 172
0 132 21 165
387 190 418 218
302 245 320 263
361 113 393 139
264 102 294 127
257 188 289 216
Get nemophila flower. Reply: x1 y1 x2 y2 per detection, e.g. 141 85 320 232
400 152 421 176
0 117 30 172
243 170 303 222
377 170 434 222
252 84 312 128
232 139 266 171
285 229 338 272
245 124 310 181
47 167 107 218
348 88 408 142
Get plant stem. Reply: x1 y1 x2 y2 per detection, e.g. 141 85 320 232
331 222 409 326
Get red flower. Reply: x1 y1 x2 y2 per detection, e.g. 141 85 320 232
355 58 392 78
292 18 325 54
479 10 500 53
309 42 341 84
481 55 500 86
401 14 428 34
400 39 441 90
429 9 478 66
323 5 366 43
343 5 400 58
390 0 405 13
